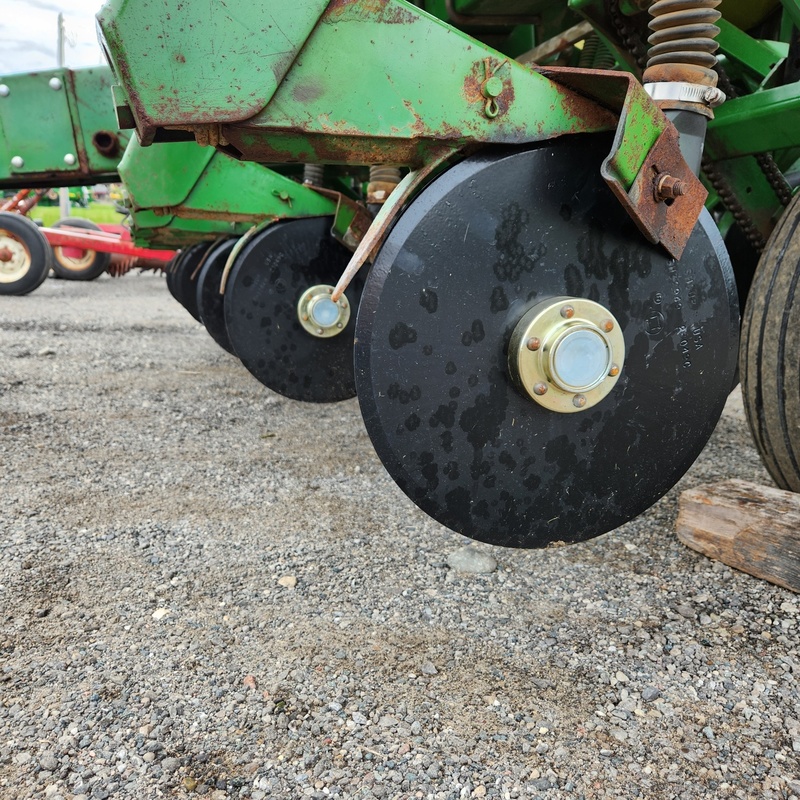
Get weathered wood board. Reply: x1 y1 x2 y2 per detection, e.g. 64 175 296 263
676 479 800 593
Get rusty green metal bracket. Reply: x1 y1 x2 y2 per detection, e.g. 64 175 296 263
0 67 129 188
120 138 338 247
99 0 705 260
541 67 707 260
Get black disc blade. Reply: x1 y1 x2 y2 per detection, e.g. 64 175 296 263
165 251 187 304
223 217 360 403
355 135 739 548
196 238 237 355
174 242 212 322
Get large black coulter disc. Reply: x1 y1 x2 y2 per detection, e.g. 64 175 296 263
223 217 360 403
355 136 739 548
196 238 237 355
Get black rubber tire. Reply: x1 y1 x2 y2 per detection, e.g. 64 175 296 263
740 192 800 491
50 217 111 281
0 212 53 296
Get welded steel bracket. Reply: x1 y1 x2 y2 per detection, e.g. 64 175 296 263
306 186 374 252
541 67 707 260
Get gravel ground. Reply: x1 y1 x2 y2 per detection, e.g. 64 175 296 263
1 273 798 800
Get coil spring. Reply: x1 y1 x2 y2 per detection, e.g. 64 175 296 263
646 0 722 83
579 34 618 70
369 166 402 185
303 164 325 185
578 34 600 69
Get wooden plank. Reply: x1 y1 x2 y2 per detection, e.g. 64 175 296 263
676 479 800 593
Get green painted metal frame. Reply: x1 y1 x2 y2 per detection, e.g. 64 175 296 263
0 67 129 189
706 85 800 160
0 64 340 250
98 0 707 258
120 139 337 247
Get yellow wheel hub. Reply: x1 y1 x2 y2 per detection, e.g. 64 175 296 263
297 284 351 338
508 297 625 414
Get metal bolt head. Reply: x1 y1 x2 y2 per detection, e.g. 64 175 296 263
64 153 76 166
0 84 9 97
702 86 726 107
560 305 575 319
49 77 62 91
10 156 23 169
609 364 620 377
533 382 548 396
526 337 541 352
656 173 687 202
602 319 614 332
483 76 504 98
572 394 587 408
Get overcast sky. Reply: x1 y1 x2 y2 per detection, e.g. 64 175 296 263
0 0 107 75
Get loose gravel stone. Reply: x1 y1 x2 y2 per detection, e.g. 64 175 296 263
1 276 798 800
446 545 497 574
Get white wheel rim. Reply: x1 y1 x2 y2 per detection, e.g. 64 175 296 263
53 246 96 270
0 229 32 284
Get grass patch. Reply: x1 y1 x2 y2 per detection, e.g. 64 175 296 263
33 203 128 227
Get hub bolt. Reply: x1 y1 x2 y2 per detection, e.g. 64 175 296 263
602 319 614 332
526 337 541 352
609 364 620 377
533 382 548 396
573 394 587 408
560 305 575 319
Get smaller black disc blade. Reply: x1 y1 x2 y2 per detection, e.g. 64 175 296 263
165 251 187 304
223 217 361 403
173 242 213 322
196 238 237 355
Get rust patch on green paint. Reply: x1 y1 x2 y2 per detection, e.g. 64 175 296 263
326 0 418 25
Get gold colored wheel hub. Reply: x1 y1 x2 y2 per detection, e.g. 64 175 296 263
297 284 351 338
0 229 31 284
508 297 625 413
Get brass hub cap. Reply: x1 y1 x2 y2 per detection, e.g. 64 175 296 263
508 297 624 413
297 284 351 338
0 229 31 283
